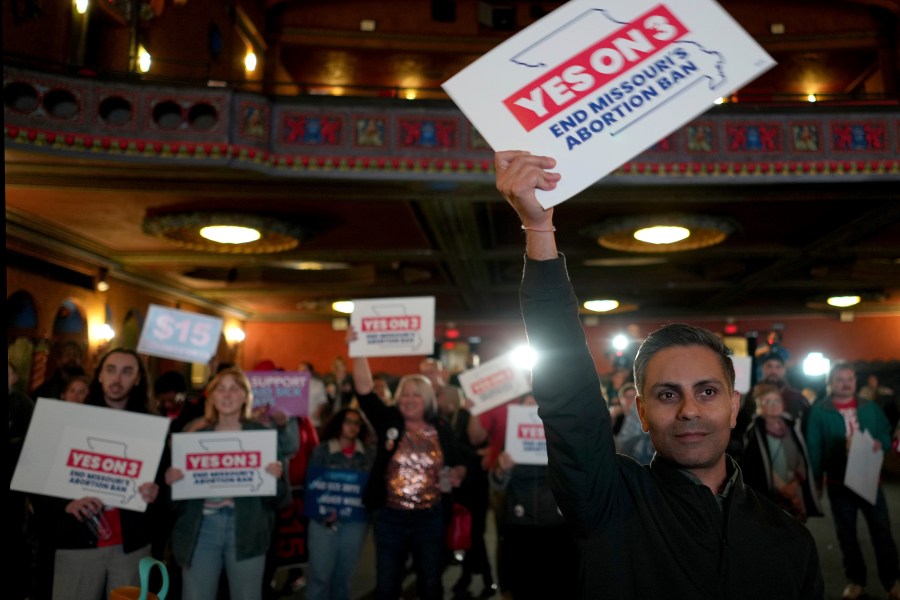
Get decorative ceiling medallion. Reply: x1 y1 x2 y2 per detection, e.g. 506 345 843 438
583 214 737 253
142 212 311 254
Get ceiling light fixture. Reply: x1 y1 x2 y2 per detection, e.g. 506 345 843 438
200 225 261 244
826 295 861 308
633 225 690 245
332 301 355 314
583 300 620 312
583 214 737 253
96 267 110 292
143 211 312 254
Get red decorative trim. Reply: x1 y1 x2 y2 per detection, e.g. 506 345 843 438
6 125 900 178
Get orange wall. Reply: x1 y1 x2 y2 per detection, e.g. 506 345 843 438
245 313 900 379
6 266 243 372
10 264 898 382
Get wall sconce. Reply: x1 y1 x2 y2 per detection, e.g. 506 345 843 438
224 325 246 344
74 0 89 14
244 50 257 73
90 322 116 344
138 45 152 73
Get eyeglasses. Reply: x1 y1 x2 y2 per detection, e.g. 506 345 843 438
758 398 782 407
344 419 362 426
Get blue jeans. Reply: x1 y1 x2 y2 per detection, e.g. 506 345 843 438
828 483 900 590
373 505 444 600
306 519 369 600
182 508 266 600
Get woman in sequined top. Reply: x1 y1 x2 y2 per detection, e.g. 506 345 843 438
349 330 465 600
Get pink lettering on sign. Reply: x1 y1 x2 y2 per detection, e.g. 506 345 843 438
471 369 513 395
185 451 262 470
67 449 143 478
360 316 422 332
503 4 689 131
518 424 546 440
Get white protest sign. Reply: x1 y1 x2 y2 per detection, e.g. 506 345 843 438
844 430 883 505
11 401 169 512
731 355 752 395
137 304 223 364
443 0 776 207
170 430 278 500
505 404 548 465
458 353 532 416
247 371 311 417
349 296 435 357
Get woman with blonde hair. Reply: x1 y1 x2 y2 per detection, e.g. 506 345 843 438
348 330 465 600
165 367 290 600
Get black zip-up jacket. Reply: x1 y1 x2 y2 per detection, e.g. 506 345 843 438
520 255 823 600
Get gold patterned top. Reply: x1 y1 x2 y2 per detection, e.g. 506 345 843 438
385 425 443 510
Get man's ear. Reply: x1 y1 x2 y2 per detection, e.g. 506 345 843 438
636 396 650 433
729 390 741 429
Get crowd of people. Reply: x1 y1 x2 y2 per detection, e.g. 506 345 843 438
6 151 900 600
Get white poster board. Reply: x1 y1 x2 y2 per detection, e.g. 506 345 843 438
170 430 278 500
505 404 548 465
348 296 435 357
458 353 532 416
11 401 169 512
137 304 224 364
443 0 776 207
731 355 752 395
844 430 883 505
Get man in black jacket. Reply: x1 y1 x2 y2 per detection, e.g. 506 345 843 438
495 150 824 599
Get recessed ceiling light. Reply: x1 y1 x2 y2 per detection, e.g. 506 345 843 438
332 300 355 314
826 295 861 308
633 225 690 244
583 299 620 312
584 215 735 253
199 225 261 244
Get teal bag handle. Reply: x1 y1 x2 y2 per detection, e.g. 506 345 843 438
137 557 169 600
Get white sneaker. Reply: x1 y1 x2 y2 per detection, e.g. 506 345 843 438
841 583 865 600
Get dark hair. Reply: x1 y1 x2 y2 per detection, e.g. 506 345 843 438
88 348 150 413
154 370 188 396
321 407 371 443
633 324 735 397
758 351 785 366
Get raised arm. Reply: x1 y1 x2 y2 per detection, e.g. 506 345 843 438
497 151 616 536
347 327 374 396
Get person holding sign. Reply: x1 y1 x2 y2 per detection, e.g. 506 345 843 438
488 393 578 600
804 362 899 600
305 408 375 600
495 151 823 599
349 331 466 600
34 348 163 600
165 367 290 600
